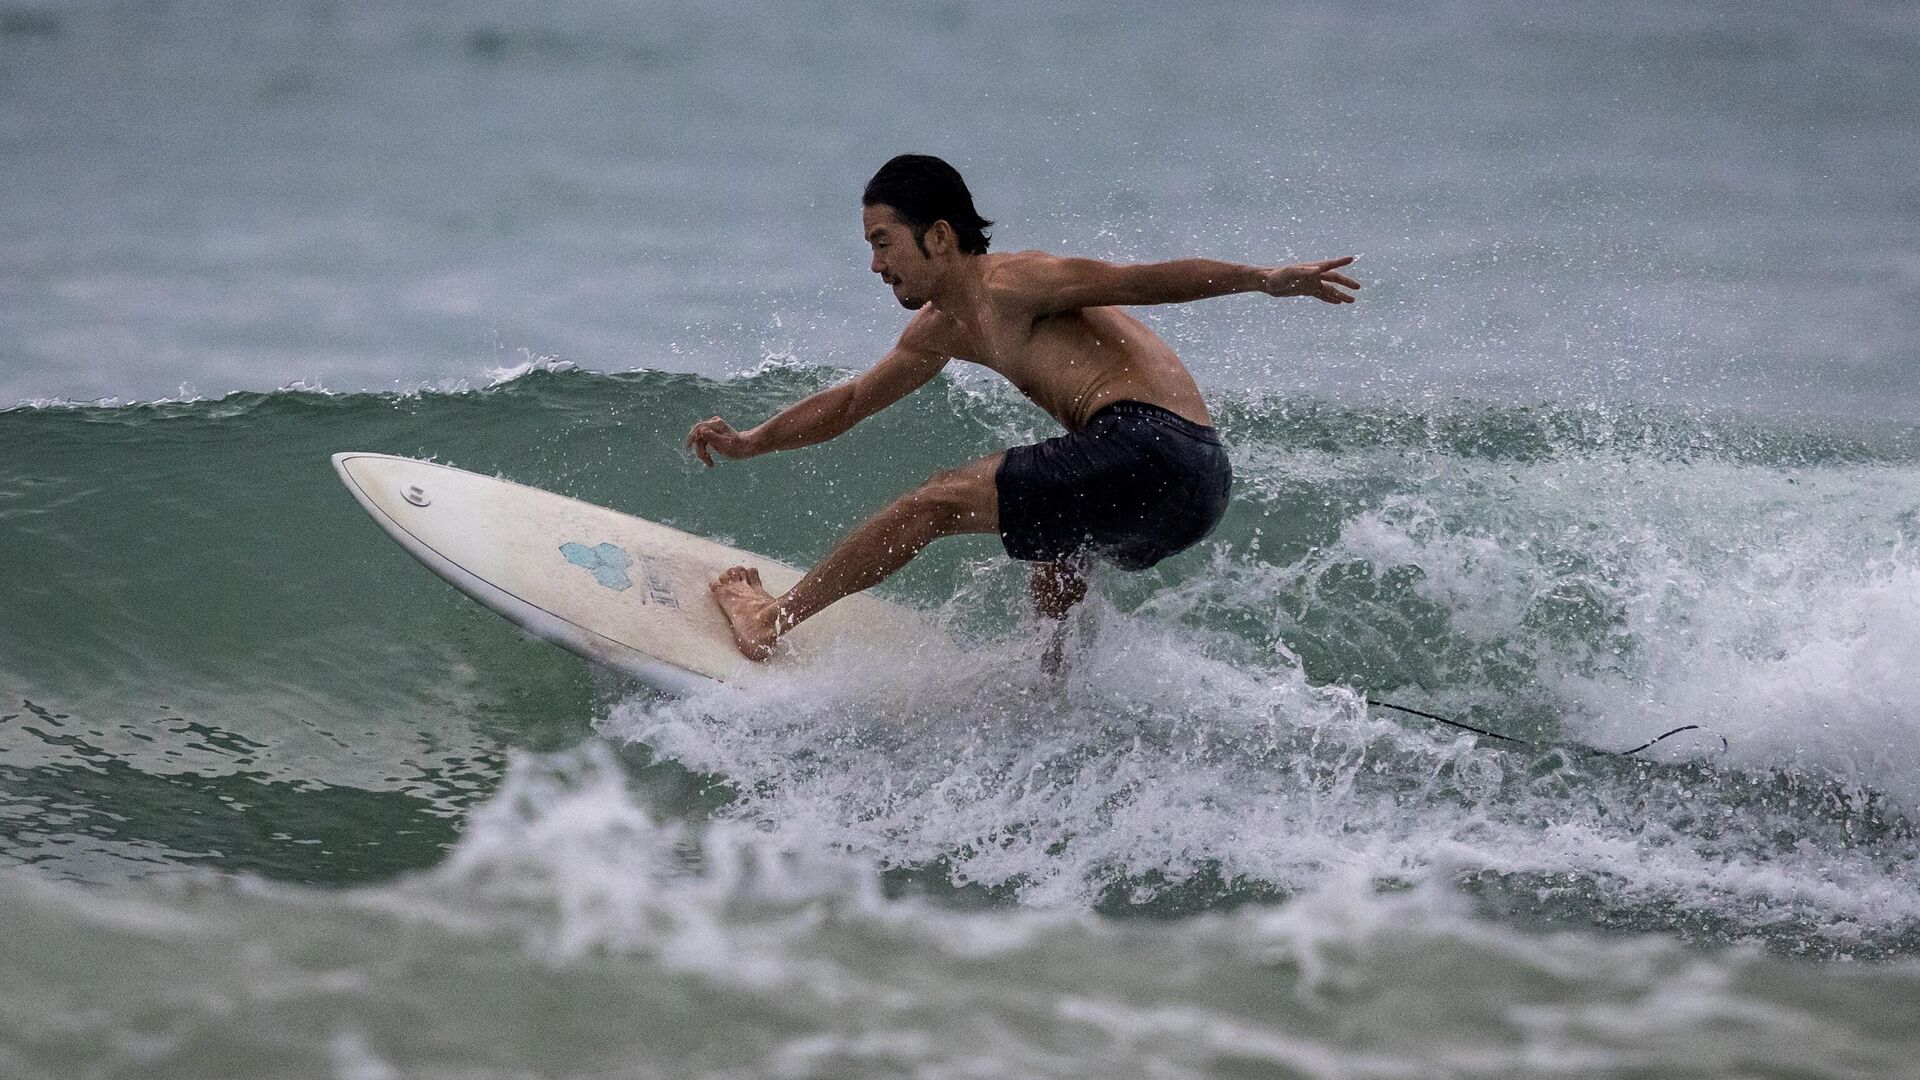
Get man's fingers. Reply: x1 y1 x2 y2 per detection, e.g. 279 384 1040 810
687 417 730 465
1267 257 1358 303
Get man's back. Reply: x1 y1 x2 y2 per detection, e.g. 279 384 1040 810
904 251 1214 431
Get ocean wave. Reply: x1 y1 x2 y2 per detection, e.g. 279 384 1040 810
5 366 1920 953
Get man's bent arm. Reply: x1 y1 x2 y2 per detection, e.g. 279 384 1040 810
1002 253 1360 316
722 345 949 459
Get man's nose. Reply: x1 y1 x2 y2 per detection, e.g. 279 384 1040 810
870 252 885 275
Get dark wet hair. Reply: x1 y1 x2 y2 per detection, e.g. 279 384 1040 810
862 154 993 256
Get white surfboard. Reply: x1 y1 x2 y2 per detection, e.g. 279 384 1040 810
332 452 946 694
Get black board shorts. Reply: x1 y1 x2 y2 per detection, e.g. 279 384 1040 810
995 401 1232 571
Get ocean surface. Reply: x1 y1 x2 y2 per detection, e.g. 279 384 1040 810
5 2 1920 1078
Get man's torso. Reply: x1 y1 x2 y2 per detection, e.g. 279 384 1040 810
910 255 1213 431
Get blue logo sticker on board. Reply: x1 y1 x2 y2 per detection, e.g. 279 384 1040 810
560 541 634 591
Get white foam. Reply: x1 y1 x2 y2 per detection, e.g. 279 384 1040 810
1230 430 1920 803
593 531 1920 944
482 350 578 387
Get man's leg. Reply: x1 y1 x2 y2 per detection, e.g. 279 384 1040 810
1032 559 1088 675
710 452 1006 659
1030 560 1087 620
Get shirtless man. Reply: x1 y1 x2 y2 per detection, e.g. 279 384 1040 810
686 154 1360 660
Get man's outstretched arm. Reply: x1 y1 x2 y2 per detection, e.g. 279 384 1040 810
685 339 949 466
998 252 1361 317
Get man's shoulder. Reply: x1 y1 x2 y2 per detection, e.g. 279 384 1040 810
895 305 961 355
979 251 1076 314
981 249 1060 281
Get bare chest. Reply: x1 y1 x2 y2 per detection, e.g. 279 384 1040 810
944 312 1084 394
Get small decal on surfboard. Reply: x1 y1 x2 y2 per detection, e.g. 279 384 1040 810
636 555 679 608
560 541 635 591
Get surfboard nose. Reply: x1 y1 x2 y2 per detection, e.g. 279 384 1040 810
332 451 397 486
332 452 415 512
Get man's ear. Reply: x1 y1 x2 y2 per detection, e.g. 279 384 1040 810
925 220 957 257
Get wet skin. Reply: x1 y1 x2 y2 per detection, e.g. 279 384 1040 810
690 204 1360 660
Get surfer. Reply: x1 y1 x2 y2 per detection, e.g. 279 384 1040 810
687 154 1360 659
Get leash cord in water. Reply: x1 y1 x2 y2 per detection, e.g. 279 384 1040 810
1364 698 1724 758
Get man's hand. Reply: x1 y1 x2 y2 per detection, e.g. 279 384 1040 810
685 416 758 467
1259 256 1361 304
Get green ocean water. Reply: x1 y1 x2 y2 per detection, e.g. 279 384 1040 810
4 366 1919 1077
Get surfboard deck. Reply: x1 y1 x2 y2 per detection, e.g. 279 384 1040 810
332 452 945 694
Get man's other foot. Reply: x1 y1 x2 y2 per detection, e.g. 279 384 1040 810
709 565 782 660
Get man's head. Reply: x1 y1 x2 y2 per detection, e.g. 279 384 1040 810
862 154 992 309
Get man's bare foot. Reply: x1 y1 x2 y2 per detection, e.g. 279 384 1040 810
709 565 783 660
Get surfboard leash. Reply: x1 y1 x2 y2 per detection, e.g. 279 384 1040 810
1363 697 1726 758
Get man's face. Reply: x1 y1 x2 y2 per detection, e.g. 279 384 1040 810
863 204 930 310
